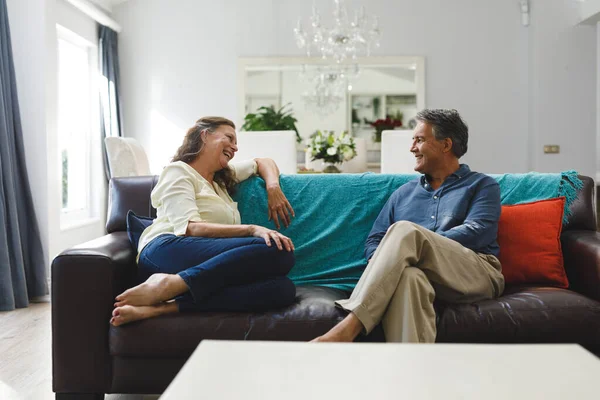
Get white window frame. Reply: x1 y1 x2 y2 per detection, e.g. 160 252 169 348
56 24 100 229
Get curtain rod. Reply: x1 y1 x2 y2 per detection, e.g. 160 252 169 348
64 0 122 32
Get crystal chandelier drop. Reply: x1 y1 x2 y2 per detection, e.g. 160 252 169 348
294 0 381 63
294 0 381 115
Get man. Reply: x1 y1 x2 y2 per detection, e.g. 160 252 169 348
312 109 505 343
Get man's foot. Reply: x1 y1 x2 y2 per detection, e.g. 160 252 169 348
114 273 188 307
310 312 364 343
110 302 178 326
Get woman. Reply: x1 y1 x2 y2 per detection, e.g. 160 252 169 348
111 116 297 326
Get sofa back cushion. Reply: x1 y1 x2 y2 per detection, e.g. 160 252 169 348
497 198 568 288
562 175 596 231
106 174 595 235
107 176 158 233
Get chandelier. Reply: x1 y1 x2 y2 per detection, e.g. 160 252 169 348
294 0 381 115
294 0 381 63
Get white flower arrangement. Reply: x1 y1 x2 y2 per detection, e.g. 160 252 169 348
306 130 357 165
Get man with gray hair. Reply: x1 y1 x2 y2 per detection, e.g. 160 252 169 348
312 109 505 343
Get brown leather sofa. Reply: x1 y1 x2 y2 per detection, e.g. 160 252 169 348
52 175 600 399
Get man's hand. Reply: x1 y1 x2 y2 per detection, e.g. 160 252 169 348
266 185 295 229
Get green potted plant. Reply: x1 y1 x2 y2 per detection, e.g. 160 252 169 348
241 104 302 143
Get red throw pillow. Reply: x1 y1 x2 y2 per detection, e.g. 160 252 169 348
497 197 569 288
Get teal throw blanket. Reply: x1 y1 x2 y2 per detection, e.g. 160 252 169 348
233 171 582 292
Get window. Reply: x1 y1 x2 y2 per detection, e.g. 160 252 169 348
56 26 98 226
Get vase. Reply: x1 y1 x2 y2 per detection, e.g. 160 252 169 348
373 130 383 143
323 164 341 173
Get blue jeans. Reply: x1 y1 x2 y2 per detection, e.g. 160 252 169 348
138 235 296 312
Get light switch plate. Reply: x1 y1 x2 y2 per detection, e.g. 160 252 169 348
544 145 560 154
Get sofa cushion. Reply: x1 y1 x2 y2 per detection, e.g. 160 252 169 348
109 286 349 357
110 285 600 356
436 285 600 353
126 210 153 252
497 198 569 288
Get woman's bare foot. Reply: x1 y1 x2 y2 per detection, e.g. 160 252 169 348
110 302 178 326
310 312 364 342
114 273 188 307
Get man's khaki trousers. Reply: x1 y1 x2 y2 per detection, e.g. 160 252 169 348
336 221 505 343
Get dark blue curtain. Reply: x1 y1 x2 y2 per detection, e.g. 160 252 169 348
99 25 123 179
0 0 48 310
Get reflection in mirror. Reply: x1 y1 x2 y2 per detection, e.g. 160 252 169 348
348 66 418 145
238 57 425 167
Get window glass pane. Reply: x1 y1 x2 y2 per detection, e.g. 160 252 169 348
57 37 91 213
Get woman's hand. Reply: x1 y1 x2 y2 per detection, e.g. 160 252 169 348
251 225 295 252
255 158 295 229
267 185 295 229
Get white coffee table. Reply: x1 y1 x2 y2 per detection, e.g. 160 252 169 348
161 340 600 400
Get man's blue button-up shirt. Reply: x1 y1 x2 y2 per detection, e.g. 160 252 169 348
365 164 501 261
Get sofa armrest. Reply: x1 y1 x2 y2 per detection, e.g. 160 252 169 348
561 230 600 302
52 232 137 394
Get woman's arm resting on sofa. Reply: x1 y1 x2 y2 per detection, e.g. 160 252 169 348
255 157 295 229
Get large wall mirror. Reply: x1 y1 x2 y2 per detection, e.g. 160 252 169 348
237 56 425 166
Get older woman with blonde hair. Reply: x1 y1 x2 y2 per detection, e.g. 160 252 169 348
111 116 296 326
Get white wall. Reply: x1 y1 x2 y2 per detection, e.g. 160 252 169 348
529 0 596 177
113 0 596 177
7 0 106 269
57 0 98 43
114 1 239 172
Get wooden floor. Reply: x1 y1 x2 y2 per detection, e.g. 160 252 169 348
0 299 159 400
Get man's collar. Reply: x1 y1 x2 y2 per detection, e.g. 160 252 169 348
452 164 470 178
420 164 470 186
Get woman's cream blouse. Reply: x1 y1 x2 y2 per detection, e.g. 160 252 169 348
137 160 257 254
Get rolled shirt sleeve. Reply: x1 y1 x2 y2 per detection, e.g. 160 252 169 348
229 159 258 182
